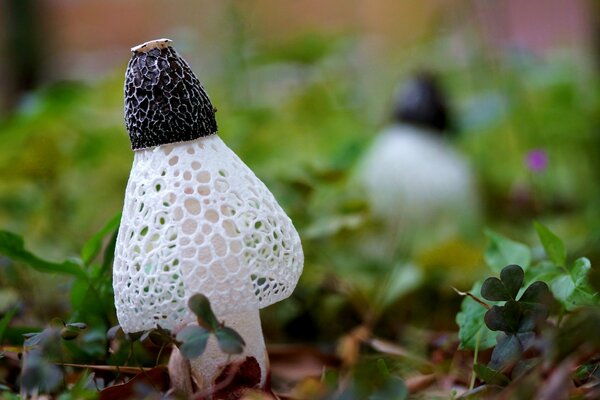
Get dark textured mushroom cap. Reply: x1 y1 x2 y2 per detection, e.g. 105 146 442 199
124 39 217 150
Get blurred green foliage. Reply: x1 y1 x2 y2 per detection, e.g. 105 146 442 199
1 28 600 333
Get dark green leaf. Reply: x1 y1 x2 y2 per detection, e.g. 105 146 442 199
520 281 552 305
489 334 523 371
176 325 210 359
484 301 521 333
148 326 174 346
500 265 524 299
481 278 511 301
534 222 566 266
125 331 143 342
60 322 87 341
376 358 390 377
0 231 87 278
188 294 219 331
484 230 531 273
81 213 121 266
0 307 17 344
515 332 536 350
517 308 544 332
60 326 81 341
215 326 245 354
101 230 119 272
473 363 510 386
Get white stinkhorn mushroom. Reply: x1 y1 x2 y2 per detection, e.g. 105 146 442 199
112 39 303 392
358 72 479 229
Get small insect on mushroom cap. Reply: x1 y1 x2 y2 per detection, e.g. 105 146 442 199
113 39 304 334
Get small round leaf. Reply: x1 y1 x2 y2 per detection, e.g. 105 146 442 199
500 264 524 299
176 325 210 359
481 277 511 301
188 294 219 330
215 327 245 355
519 281 552 305
66 322 87 330
60 326 80 341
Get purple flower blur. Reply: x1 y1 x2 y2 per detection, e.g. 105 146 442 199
526 149 548 173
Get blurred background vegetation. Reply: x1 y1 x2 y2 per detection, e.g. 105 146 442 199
1 0 600 349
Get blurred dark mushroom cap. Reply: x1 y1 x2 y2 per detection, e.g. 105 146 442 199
391 71 451 133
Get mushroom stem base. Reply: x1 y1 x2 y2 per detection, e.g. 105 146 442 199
190 308 268 391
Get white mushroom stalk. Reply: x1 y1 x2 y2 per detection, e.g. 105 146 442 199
112 39 303 392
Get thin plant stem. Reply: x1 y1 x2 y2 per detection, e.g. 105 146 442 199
469 327 483 391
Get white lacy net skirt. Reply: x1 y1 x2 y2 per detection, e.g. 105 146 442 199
113 135 303 333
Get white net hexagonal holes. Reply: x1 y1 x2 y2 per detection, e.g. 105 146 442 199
113 135 304 333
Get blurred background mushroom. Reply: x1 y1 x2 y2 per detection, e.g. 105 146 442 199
357 71 480 250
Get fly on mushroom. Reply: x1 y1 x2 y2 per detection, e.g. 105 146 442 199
113 38 304 396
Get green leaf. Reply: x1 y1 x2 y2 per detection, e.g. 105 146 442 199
80 213 121 266
377 262 423 311
148 326 174 346
456 282 497 350
188 294 219 331
570 258 591 287
484 301 520 334
473 363 510 386
551 275 576 305
489 334 523 371
484 230 531 273
60 326 81 341
534 222 566 266
0 307 17 344
500 265 524 299
176 325 210 359
518 281 553 327
100 230 118 272
215 327 245 354
565 288 598 310
0 231 87 278
519 281 552 305
547 258 597 311
481 265 525 302
481 278 512 302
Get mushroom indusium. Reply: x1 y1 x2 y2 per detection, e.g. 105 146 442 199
112 39 304 391
357 72 479 232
